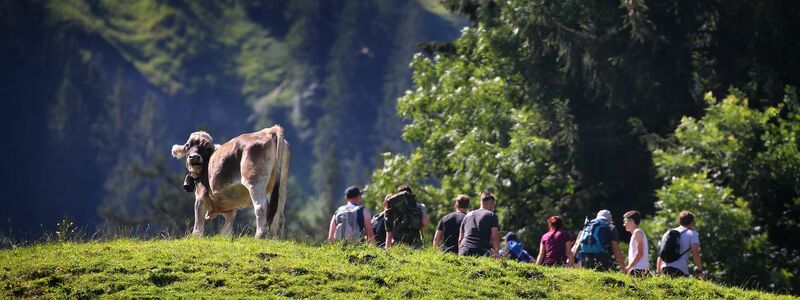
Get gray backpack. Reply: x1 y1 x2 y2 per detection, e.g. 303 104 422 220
333 205 364 242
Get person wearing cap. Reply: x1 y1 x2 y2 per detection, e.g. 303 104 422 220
500 231 534 262
327 186 375 244
535 215 575 266
571 210 626 272
433 194 470 253
458 192 500 258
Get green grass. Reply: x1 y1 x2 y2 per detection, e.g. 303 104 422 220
0 238 793 299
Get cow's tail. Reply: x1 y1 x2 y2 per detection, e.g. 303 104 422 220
266 125 286 235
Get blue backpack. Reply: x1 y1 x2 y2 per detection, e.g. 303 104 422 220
579 218 610 254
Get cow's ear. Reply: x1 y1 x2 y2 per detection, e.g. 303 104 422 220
171 144 186 158
214 144 222 151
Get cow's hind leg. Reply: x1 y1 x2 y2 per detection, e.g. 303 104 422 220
268 139 290 237
220 210 237 236
245 183 269 238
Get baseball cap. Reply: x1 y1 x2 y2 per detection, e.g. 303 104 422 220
345 186 362 198
502 232 518 241
596 210 613 223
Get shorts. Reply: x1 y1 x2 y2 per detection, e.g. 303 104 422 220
662 266 687 277
629 269 649 277
581 253 614 271
459 247 492 257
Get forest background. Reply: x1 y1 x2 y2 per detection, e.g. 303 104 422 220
0 0 798 294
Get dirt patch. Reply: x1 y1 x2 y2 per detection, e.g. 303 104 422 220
286 267 309 276
256 252 279 260
347 254 376 264
470 269 486 278
147 268 179 287
521 269 545 279
601 277 626 288
206 277 225 288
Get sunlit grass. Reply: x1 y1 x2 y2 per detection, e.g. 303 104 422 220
0 237 793 298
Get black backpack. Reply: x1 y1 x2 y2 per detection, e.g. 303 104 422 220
658 229 690 263
371 211 387 247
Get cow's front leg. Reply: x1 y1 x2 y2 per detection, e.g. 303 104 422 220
246 184 269 238
193 197 207 237
220 210 237 236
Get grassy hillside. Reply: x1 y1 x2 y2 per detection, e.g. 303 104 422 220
0 238 793 299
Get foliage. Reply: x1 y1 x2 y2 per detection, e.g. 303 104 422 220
648 89 800 292
431 0 800 230
365 26 574 245
0 238 793 299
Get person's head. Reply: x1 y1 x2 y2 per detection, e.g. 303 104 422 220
679 210 695 228
547 215 563 232
396 184 412 194
502 231 518 243
454 194 470 211
623 210 641 232
596 209 613 224
345 186 362 204
480 192 496 210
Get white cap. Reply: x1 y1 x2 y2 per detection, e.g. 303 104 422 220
596 210 612 223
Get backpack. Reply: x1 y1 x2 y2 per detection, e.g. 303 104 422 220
658 228 690 263
371 211 387 247
579 218 610 254
333 205 364 242
506 240 534 262
385 191 422 246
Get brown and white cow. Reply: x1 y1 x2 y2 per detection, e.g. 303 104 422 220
170 125 290 238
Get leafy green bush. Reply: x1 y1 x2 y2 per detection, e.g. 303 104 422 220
364 26 573 245
648 89 799 292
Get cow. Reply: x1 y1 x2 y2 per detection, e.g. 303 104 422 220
170 125 290 238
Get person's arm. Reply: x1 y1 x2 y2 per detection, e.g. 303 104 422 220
363 208 375 244
433 230 443 248
385 231 393 248
566 240 575 266
611 241 626 273
327 216 337 244
656 256 663 274
535 241 545 265
570 230 582 256
691 243 704 279
625 230 644 272
421 208 430 231
490 227 500 258
458 223 464 254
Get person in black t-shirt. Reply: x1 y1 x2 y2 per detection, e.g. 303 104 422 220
458 192 500 258
433 194 470 253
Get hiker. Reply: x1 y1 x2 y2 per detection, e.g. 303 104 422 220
500 231 534 262
535 215 575 266
458 192 500 258
571 210 626 273
656 211 704 279
371 200 388 248
623 210 649 277
384 185 425 248
433 194 470 253
327 186 375 244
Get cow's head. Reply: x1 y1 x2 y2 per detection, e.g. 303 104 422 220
171 131 218 175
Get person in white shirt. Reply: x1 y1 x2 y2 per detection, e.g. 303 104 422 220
656 211 704 279
623 210 649 277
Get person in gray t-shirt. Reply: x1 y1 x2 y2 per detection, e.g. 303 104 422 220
657 211 705 279
458 192 500 257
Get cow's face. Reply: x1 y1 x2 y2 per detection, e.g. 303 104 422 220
171 131 216 174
